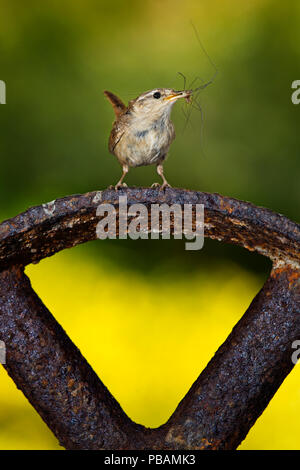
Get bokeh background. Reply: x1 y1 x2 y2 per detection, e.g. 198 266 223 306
0 0 299 450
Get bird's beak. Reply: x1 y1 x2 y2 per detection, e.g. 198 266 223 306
164 90 192 102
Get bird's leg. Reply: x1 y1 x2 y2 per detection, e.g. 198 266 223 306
157 163 171 190
114 164 129 190
151 163 171 189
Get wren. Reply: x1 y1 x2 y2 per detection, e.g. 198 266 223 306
104 88 191 190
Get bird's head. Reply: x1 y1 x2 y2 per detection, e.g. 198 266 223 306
129 88 191 121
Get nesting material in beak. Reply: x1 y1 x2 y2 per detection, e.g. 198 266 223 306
164 91 190 102
165 90 192 104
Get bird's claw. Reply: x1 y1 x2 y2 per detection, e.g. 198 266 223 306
151 182 171 191
160 183 171 191
114 182 128 190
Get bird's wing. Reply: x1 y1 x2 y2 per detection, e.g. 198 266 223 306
108 119 126 154
104 90 127 117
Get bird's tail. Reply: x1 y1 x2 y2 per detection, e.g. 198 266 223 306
104 90 127 117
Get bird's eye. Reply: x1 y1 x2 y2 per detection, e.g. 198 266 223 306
153 92 161 99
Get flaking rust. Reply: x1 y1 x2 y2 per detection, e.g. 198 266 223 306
0 188 299 449
0 188 299 269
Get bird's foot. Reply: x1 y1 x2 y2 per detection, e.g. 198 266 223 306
151 182 171 190
107 183 127 190
114 182 128 190
160 182 172 191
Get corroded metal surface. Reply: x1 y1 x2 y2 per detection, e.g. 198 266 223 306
161 265 300 449
0 188 299 450
0 266 149 450
0 188 299 270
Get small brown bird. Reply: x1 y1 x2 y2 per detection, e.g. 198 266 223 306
104 88 191 189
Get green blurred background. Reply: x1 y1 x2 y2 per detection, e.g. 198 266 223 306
0 0 299 450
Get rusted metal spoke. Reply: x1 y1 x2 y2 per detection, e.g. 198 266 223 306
0 266 148 450
161 265 300 449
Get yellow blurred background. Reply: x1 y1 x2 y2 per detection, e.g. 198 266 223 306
0 0 299 450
